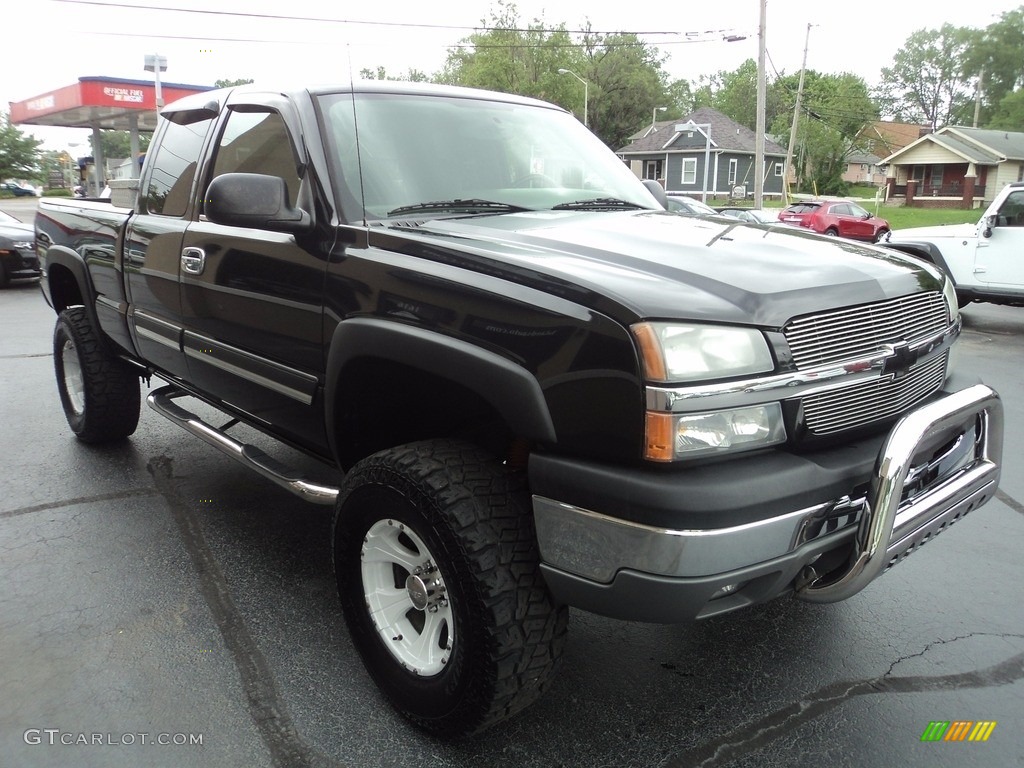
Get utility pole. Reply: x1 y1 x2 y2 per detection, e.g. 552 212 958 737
973 66 985 128
753 0 767 208
783 23 812 208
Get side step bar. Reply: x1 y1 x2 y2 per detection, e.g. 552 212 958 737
147 385 340 506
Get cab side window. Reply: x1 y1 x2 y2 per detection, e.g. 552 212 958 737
142 116 214 216
207 110 302 209
998 190 1024 227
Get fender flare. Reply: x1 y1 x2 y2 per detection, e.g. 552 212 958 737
324 317 558 458
42 245 104 332
884 240 956 283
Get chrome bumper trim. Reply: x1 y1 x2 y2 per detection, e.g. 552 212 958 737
797 383 1002 602
532 496 859 583
534 384 1001 598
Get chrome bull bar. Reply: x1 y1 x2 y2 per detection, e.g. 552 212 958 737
797 384 1002 603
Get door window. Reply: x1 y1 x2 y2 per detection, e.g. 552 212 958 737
142 117 214 216
207 109 302 208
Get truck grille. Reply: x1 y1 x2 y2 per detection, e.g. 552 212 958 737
785 292 948 368
785 292 951 436
802 351 948 435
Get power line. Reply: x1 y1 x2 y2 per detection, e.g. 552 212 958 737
53 0 737 38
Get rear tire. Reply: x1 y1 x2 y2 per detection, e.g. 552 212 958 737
333 439 567 737
53 307 141 442
824 227 838 237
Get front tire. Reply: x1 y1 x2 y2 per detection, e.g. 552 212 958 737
53 307 141 442
333 439 567 737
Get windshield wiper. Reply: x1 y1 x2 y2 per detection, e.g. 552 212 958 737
387 199 531 217
550 197 647 211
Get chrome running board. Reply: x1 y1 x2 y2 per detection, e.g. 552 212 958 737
147 385 339 505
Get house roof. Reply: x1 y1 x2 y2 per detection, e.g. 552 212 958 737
847 151 884 166
944 127 1024 160
618 107 786 156
881 124 1024 165
858 121 930 156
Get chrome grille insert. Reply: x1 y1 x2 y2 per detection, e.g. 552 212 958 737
785 292 948 369
803 352 948 435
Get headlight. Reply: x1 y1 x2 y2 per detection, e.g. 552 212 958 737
942 276 959 323
632 322 774 383
645 403 787 461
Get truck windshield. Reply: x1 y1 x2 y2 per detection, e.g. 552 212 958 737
317 90 660 221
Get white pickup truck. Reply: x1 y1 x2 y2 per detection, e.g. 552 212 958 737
883 181 1024 307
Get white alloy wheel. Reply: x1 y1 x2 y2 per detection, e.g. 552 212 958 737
361 518 453 676
60 338 86 415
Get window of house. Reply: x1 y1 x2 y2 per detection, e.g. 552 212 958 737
682 157 697 185
142 115 214 217
728 158 737 186
774 162 783 177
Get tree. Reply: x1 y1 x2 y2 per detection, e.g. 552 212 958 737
358 66 431 82
771 71 879 195
88 131 151 162
214 78 255 88
877 25 976 130
0 112 42 182
437 3 672 149
963 7 1024 127
582 32 668 149
439 1 583 105
988 88 1024 129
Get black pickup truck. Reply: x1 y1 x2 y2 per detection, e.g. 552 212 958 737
35 81 1003 737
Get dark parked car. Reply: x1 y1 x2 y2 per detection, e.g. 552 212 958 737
716 207 779 224
1 182 40 197
778 200 890 242
664 194 717 216
0 210 41 286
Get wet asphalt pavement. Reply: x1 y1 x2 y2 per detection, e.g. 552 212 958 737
1 197 1022 767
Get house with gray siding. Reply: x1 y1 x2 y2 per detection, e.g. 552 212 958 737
617 107 787 200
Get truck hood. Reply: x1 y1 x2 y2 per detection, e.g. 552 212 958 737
887 222 981 241
380 210 942 328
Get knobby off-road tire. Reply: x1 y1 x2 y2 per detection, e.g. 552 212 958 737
333 439 568 738
53 307 141 443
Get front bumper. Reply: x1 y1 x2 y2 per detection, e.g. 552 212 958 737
531 383 1002 623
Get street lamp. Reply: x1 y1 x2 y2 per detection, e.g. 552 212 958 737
144 54 168 109
652 106 667 132
558 68 588 128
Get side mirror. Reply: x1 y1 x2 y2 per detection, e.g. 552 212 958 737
205 172 312 234
642 179 668 209
982 214 995 239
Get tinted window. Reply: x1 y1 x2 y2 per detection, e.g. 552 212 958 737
208 110 301 207
143 117 213 217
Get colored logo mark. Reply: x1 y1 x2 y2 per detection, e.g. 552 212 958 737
921 721 997 742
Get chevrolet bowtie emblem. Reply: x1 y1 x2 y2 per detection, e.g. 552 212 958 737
882 342 917 380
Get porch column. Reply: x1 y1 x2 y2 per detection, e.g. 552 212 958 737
906 179 918 207
962 163 976 209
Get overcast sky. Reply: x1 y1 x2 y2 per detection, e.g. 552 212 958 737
6 0 1015 153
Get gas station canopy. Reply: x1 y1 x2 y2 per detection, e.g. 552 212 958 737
9 76 213 132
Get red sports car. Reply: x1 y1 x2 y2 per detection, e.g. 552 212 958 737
778 200 890 242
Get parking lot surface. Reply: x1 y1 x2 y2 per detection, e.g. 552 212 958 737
2 198 1022 767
